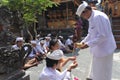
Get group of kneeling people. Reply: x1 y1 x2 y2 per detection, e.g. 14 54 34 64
11 36 79 80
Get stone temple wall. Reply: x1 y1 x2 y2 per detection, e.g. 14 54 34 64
0 43 32 80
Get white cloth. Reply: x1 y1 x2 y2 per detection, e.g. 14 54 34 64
29 43 46 57
65 39 73 47
36 44 46 54
16 37 24 42
43 40 50 53
47 49 64 60
28 47 36 58
58 39 66 49
43 44 48 53
44 40 50 47
89 54 113 80
81 10 116 80
12 44 20 50
39 67 71 80
82 10 116 57
76 1 88 17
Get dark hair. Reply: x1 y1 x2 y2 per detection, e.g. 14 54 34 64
75 15 79 20
85 6 92 11
46 57 59 67
49 39 58 49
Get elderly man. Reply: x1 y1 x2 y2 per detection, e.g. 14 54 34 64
75 1 116 80
39 49 78 80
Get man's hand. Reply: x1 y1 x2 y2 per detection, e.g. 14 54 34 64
74 42 83 48
67 61 78 71
70 61 78 69
74 42 89 49
68 56 76 61
80 43 89 49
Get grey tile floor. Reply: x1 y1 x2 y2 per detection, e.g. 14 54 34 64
26 48 120 80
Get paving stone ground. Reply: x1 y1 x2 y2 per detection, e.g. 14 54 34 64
26 48 120 80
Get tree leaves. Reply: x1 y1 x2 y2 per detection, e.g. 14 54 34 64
0 0 56 23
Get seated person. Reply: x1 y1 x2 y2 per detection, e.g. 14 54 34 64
57 36 71 53
28 40 38 59
49 39 76 71
28 40 45 60
39 49 78 80
65 35 74 53
11 37 37 69
12 37 24 50
23 40 39 69
43 36 51 53
36 40 47 60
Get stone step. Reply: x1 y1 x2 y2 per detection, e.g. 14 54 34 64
112 22 120 25
112 25 120 30
112 17 120 20
112 17 120 26
114 35 120 41
116 41 120 49
112 18 120 22
113 30 120 35
112 17 120 21
112 17 120 49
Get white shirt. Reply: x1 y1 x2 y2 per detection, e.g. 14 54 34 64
44 40 50 47
58 39 66 49
39 67 71 80
36 43 46 54
65 38 73 47
82 10 117 57
12 44 20 50
28 47 37 58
